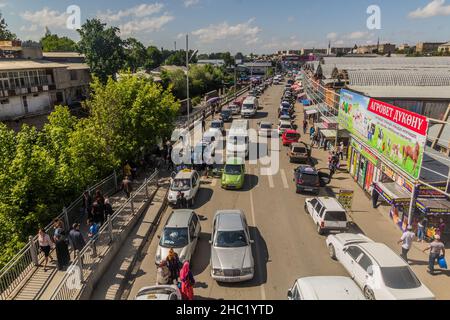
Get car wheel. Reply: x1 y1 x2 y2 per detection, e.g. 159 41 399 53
328 244 336 260
317 224 324 235
364 287 376 300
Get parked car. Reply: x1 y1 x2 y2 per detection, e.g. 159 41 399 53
282 129 301 147
287 277 365 300
258 121 273 137
288 142 310 163
220 108 233 122
326 233 435 300
155 209 201 265
304 196 348 235
135 285 182 300
167 169 201 207
221 157 245 190
210 210 254 282
294 166 329 195
278 120 294 136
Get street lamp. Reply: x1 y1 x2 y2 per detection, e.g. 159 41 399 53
186 34 198 124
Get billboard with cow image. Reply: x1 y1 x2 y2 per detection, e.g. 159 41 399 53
338 89 429 180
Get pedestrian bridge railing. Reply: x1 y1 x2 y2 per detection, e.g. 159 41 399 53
50 170 159 300
0 171 122 300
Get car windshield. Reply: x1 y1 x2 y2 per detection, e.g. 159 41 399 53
160 227 189 248
298 172 319 185
225 164 242 175
380 267 422 289
293 147 307 153
243 104 254 110
215 230 248 248
280 124 292 129
222 110 231 115
261 124 272 129
171 179 191 191
211 122 222 128
324 211 347 222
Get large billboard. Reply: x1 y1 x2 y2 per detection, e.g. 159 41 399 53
338 89 429 180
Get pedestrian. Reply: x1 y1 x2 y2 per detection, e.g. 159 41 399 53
156 260 171 285
68 223 86 259
87 219 99 242
53 219 66 243
398 225 415 262
82 191 93 221
166 248 181 284
91 200 104 227
104 197 114 220
37 228 55 271
54 234 71 271
180 261 195 300
303 119 308 135
121 176 133 199
417 218 426 243
338 141 345 160
130 160 138 180
177 191 187 209
123 161 132 179
202 117 206 133
309 126 315 140
423 235 446 275
437 218 446 237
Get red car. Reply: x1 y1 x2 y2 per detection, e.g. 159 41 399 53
234 96 246 107
282 130 301 146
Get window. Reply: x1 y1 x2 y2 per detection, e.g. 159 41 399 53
314 202 323 213
70 70 78 81
324 211 347 222
191 214 199 227
189 219 196 239
380 267 421 289
0 99 9 104
357 254 373 272
346 246 363 261
292 285 301 300
309 198 318 208
318 206 326 218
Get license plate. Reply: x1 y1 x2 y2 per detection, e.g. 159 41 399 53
304 188 313 191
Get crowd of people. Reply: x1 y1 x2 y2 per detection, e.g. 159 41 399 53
156 248 196 300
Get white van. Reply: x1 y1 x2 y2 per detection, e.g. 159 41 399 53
241 96 258 118
304 197 349 235
288 277 365 300
227 120 249 159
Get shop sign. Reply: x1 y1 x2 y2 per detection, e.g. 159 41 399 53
418 184 448 198
338 190 354 210
380 163 414 192
338 89 428 180
351 140 378 165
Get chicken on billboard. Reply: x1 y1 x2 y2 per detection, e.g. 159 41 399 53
338 89 429 180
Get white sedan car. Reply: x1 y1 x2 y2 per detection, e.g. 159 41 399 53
326 233 435 300
135 285 182 300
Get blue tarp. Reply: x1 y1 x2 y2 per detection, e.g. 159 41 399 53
302 99 312 106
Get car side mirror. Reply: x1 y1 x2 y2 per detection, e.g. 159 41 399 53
367 266 374 276
208 240 212 244
287 290 293 299
249 240 255 244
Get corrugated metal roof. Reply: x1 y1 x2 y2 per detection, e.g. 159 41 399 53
347 85 450 99
323 57 450 68
348 70 450 86
0 59 67 70
427 124 450 149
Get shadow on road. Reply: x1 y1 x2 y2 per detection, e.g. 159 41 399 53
240 174 259 192
192 188 214 209
192 232 211 276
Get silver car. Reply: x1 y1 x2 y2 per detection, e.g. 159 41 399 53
155 209 201 265
210 210 254 282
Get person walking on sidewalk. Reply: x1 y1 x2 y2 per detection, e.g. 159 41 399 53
180 261 195 300
69 223 86 259
121 176 133 199
338 142 345 160
423 235 445 275
398 226 415 262
303 119 308 135
417 218 426 243
166 248 181 284
37 228 55 271
123 161 132 180
54 234 71 271
82 191 93 221
437 218 446 237
309 126 315 140
104 197 114 220
156 260 171 285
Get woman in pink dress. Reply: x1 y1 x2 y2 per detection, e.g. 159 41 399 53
179 261 195 300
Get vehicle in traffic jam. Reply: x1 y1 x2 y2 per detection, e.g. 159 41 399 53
220 108 233 122
304 196 349 235
167 169 201 207
210 210 255 282
258 121 274 137
221 157 245 190
293 165 330 195
210 119 225 135
281 129 301 146
278 120 294 136
135 285 182 300
287 277 365 300
287 142 311 163
228 103 241 115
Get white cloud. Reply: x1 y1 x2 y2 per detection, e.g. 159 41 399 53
184 0 200 7
97 3 165 22
0 1 7 8
335 40 345 46
119 14 174 36
327 32 338 40
20 8 68 28
176 33 185 39
409 0 450 18
287 16 295 23
192 18 261 44
20 25 38 32
347 31 370 40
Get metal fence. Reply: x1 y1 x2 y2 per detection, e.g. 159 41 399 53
0 171 121 300
50 170 159 300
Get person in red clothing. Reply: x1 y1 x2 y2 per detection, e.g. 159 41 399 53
179 261 195 300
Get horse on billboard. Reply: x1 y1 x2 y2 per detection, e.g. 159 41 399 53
402 142 420 173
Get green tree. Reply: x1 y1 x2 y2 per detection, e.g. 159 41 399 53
77 19 125 83
164 50 198 66
145 46 163 70
0 12 16 40
124 38 147 72
40 32 77 52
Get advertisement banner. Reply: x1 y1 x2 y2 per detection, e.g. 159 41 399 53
338 89 429 180
338 190 354 210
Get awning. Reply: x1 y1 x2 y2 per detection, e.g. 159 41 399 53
416 198 450 215
374 182 411 205
302 99 312 106
321 129 337 138
306 109 318 115
316 123 327 130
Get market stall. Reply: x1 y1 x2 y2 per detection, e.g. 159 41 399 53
415 198 450 241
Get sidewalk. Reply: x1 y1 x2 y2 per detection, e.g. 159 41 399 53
297 102 450 300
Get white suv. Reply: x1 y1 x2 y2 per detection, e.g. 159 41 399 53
304 197 348 235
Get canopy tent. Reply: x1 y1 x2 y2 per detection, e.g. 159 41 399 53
416 198 450 215
207 97 221 105
374 182 412 206
306 109 318 115
302 99 312 106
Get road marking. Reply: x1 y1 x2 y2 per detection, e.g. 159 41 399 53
267 174 274 189
280 169 289 189
248 168 267 301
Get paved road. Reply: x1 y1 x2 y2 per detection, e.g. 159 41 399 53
123 82 348 300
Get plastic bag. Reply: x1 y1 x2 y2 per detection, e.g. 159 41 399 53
438 256 448 269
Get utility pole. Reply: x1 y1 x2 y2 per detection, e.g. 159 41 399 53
174 41 177 51
186 34 190 124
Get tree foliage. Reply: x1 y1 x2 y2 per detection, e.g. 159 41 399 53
0 12 16 40
40 31 77 52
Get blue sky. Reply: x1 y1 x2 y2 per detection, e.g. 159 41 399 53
2 0 450 54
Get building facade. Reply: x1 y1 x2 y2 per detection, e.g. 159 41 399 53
416 42 446 54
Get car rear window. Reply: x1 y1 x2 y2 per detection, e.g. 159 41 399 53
324 211 347 222
286 133 299 139
380 267 422 289
293 147 307 153
299 173 319 185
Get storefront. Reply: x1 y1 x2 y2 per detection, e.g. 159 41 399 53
347 138 381 194
415 197 450 241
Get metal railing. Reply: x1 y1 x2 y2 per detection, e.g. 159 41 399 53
50 170 160 300
0 171 121 300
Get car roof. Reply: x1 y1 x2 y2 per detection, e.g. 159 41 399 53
174 169 196 179
226 157 244 165
215 210 245 231
243 96 257 103
260 121 272 126
284 129 298 134
292 143 306 148
358 243 408 267
315 197 346 210
166 210 195 227
280 120 292 125
296 277 365 300
298 165 318 174
334 233 374 245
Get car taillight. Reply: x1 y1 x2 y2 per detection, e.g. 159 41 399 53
297 179 303 184
321 222 325 228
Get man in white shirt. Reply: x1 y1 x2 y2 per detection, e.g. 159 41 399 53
398 225 415 262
